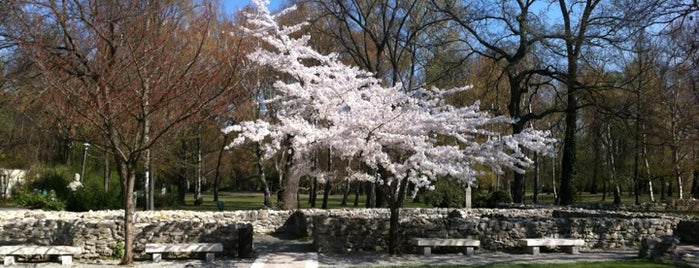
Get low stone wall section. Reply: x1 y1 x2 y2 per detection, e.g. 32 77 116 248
312 208 685 253
0 208 694 258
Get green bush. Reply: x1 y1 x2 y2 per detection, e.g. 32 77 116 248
423 178 466 208
65 179 121 211
29 172 71 198
472 191 491 208
13 191 66 210
471 190 513 208
488 190 512 207
154 193 178 209
112 240 124 259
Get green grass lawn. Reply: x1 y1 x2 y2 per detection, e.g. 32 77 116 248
376 259 688 268
173 190 692 212
177 191 433 211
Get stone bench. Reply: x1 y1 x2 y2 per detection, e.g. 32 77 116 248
410 238 480 256
0 245 82 266
145 243 223 262
518 238 585 255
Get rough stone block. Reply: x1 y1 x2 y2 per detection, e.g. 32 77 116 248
4 256 15 266
59 255 73 266
152 253 162 262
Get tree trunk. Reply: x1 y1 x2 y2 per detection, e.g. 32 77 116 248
552 153 558 202
559 98 577 205
533 152 539 204
643 133 655 202
673 147 683 200
279 136 299 210
103 148 110 192
177 139 188 205
213 135 228 202
354 181 360 207
195 125 202 204
117 160 136 265
375 181 385 208
321 180 331 209
322 148 333 209
365 181 375 208
309 177 317 207
341 181 350 206
387 176 409 255
255 143 272 207
691 169 699 199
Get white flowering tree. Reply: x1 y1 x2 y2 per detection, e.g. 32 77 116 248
224 0 554 254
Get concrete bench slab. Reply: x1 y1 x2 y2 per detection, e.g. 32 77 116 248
0 245 82 266
410 238 480 256
518 238 585 255
145 243 223 262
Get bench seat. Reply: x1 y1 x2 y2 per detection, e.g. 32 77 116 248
145 243 223 262
518 238 584 255
0 245 82 266
410 238 480 256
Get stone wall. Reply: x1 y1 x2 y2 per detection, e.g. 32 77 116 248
0 208 694 259
0 210 260 259
312 208 685 253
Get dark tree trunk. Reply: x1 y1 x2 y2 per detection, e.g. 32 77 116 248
387 176 409 255
103 149 110 192
691 169 699 199
365 181 375 208
560 100 577 206
321 180 331 209
341 181 350 206
212 135 228 202
255 143 272 207
375 181 385 208
309 177 317 208
354 181 360 207
533 153 539 204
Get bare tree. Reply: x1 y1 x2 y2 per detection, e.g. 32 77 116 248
432 0 561 203
4 0 241 264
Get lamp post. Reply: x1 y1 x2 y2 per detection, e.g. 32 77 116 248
80 143 90 182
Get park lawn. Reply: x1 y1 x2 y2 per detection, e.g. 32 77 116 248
179 192 433 211
380 259 687 268
523 191 659 206
176 190 691 211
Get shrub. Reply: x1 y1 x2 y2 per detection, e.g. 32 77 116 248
471 190 512 208
488 190 512 207
29 172 70 198
65 178 121 211
472 191 491 208
13 191 66 210
154 193 178 209
423 178 466 208
112 240 124 259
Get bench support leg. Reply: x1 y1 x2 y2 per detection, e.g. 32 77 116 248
59 255 73 266
152 253 162 262
3 256 15 266
563 246 579 254
418 246 431 256
205 252 215 262
464 247 474 257
525 246 540 255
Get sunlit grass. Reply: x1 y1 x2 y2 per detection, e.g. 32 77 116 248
178 191 433 211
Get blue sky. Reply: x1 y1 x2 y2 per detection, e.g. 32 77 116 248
222 0 284 14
